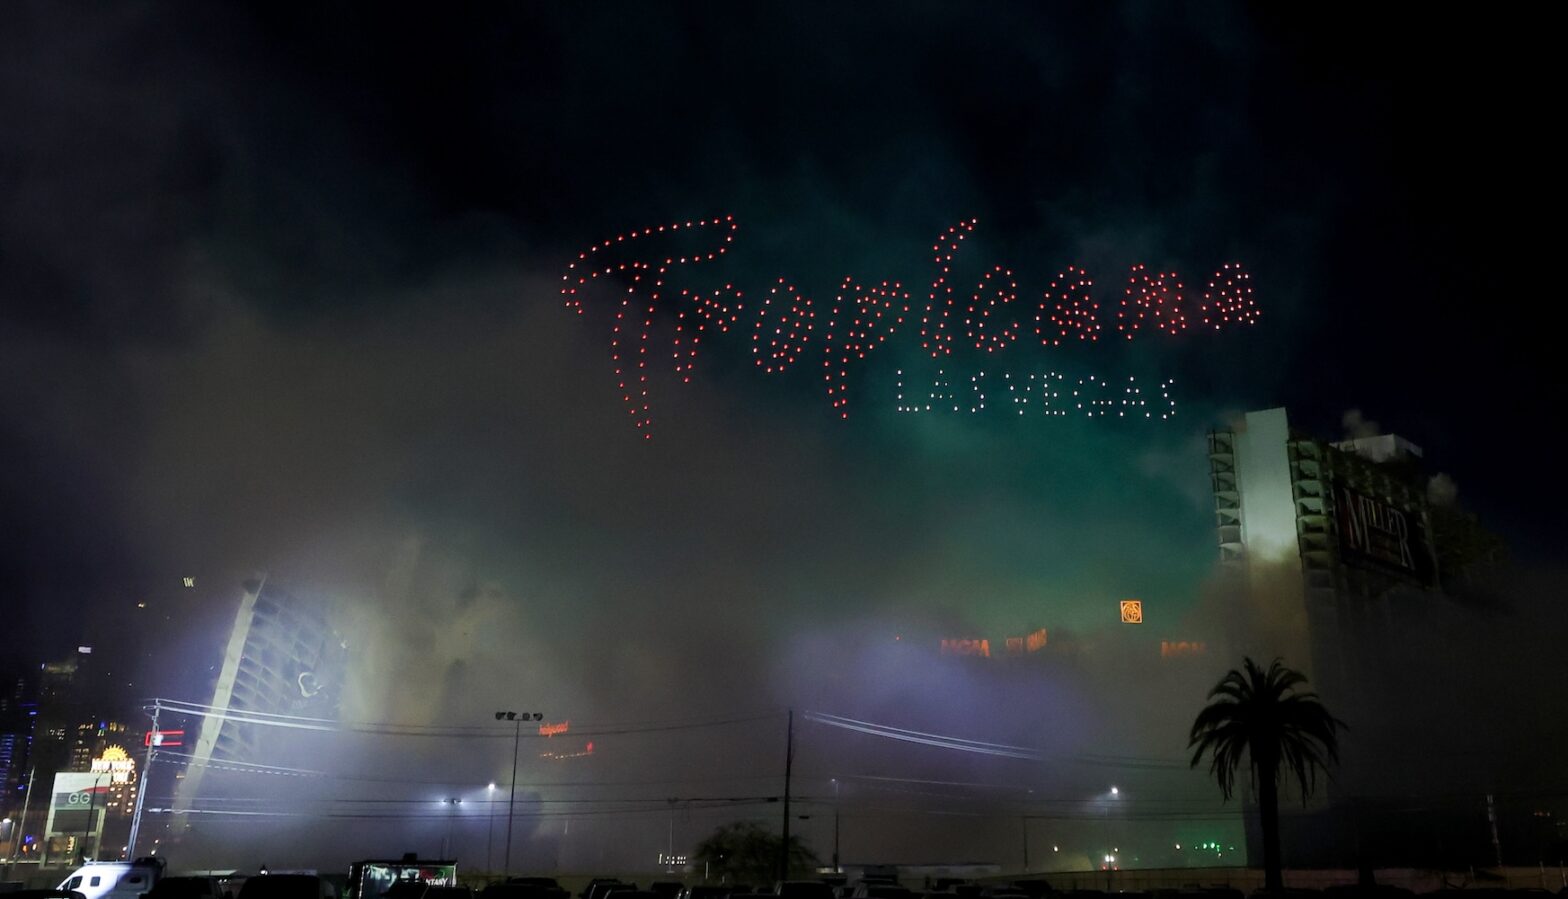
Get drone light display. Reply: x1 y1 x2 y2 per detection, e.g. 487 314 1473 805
561 216 1257 437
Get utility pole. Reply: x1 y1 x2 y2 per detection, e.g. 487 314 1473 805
666 799 677 871
128 702 159 858
1487 793 1504 868
1021 816 1029 873
779 710 794 883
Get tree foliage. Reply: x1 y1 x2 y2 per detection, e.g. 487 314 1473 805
1189 657 1344 891
1189 657 1344 800
692 821 820 884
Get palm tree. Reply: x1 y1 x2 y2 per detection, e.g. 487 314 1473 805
1189 657 1344 892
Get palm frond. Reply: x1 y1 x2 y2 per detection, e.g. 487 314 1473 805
1189 657 1343 805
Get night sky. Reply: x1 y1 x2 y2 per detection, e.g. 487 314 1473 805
1 4 1558 702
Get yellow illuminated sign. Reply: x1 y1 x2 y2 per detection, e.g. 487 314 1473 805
90 746 135 784
1119 600 1143 624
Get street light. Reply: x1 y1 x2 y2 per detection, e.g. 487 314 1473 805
830 778 840 875
495 710 543 875
486 783 498 875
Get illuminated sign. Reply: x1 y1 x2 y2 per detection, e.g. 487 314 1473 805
90 746 135 784
563 216 1259 438
144 729 185 748
352 861 458 899
1119 600 1143 624
1334 484 1436 585
1160 640 1206 658
1002 628 1048 655
940 638 991 657
183 577 195 588
41 773 111 864
538 721 570 737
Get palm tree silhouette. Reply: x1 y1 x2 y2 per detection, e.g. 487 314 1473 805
1189 657 1344 892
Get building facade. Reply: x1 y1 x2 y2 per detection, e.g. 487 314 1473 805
1208 407 1509 867
171 577 345 816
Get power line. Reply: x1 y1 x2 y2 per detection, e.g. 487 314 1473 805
148 698 780 738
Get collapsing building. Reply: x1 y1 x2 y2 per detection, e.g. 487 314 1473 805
1209 409 1501 684
1208 408 1509 867
171 577 346 816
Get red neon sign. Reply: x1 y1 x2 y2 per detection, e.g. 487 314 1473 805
538 721 569 737
144 729 185 747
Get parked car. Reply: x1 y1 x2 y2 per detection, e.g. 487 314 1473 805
677 887 730 899
236 876 336 899
149 878 230 899
851 888 911 899
649 885 684 899
483 883 564 899
775 884 835 899
582 884 628 899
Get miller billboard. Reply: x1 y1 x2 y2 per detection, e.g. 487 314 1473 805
1333 484 1437 587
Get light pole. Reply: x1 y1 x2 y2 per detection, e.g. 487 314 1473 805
495 710 542 876
441 799 461 859
779 710 795 883
10 766 35 863
1104 786 1119 882
827 775 840 872
83 773 106 862
486 783 497 875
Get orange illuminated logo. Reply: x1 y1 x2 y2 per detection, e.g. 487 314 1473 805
538 721 570 737
1119 600 1143 624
